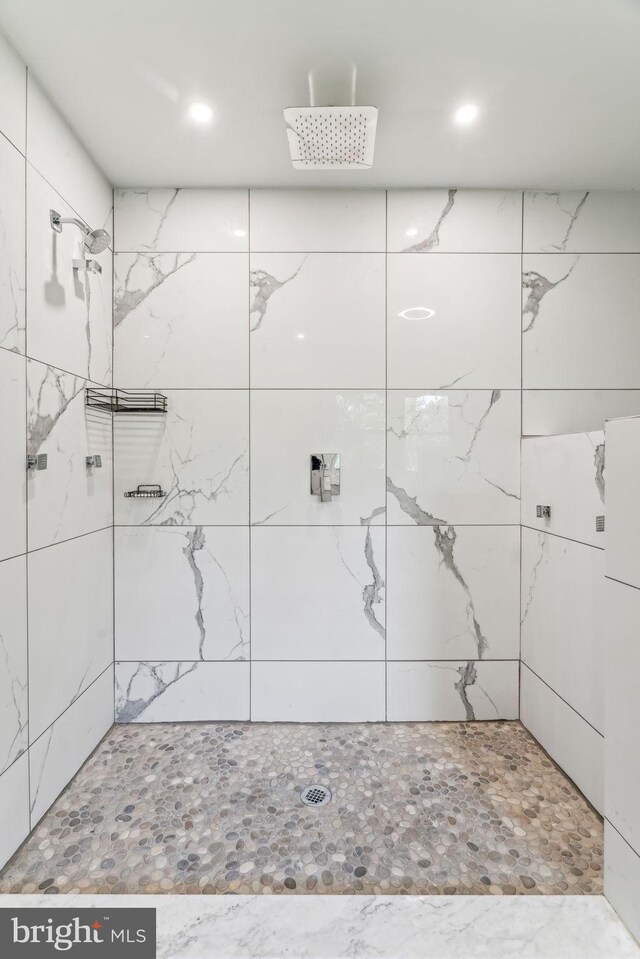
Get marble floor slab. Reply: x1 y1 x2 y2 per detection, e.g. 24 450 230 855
0 893 637 958
0 721 603 897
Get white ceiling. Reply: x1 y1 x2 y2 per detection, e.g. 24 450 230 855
1 0 640 190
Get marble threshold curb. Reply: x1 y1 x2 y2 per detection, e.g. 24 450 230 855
0 894 638 958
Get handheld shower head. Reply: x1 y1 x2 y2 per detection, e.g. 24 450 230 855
50 210 111 255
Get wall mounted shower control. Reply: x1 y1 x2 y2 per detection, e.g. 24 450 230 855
536 505 551 519
311 454 340 503
27 454 48 471
86 455 103 468
73 258 102 275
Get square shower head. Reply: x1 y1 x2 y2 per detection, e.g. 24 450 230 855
284 106 378 170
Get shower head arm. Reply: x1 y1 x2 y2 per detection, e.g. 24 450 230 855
50 209 90 237
49 209 111 254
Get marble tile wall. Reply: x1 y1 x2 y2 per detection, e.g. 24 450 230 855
112 186 640 728
520 432 605 812
0 33 114 870
603 415 640 943
112 187 528 725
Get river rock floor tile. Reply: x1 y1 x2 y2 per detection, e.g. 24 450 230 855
0 721 603 895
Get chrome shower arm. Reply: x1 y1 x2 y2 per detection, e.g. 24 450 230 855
49 209 111 253
50 209 89 235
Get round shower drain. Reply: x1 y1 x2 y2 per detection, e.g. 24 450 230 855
300 784 332 807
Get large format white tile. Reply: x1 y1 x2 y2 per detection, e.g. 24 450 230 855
26 167 112 384
250 254 385 388
114 252 248 388
387 254 521 389
27 362 113 551
387 390 520 525
605 822 640 949
251 662 385 722
250 190 385 252
114 188 248 252
523 390 640 436
606 577 640 853
26 73 112 233
29 665 113 825
521 431 605 548
251 527 384 660
0 31 26 152
387 526 519 661
0 753 29 871
387 660 519 722
520 664 603 814
0 133 25 353
251 390 385 526
0 349 26 560
605 415 640 589
522 254 640 388
114 390 248 526
521 529 604 733
524 191 640 253
28 529 113 743
0 556 27 773
387 189 522 253
115 527 249 662
115 661 250 723
27 360 113 549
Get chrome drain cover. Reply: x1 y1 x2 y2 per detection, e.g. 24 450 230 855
300 784 332 807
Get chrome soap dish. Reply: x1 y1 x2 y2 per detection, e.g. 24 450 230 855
124 484 166 499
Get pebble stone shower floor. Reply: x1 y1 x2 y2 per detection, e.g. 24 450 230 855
0 721 603 896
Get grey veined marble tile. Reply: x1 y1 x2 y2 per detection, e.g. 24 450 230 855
387 189 522 253
114 389 249 527
115 661 250 723
0 132 25 354
251 526 385 661
114 252 248 389
524 190 640 253
114 188 248 252
387 525 520 661
26 166 112 385
115 526 249 663
26 361 113 552
522 254 640 388
0 556 27 773
386 390 521 525
0 349 26 561
249 253 385 388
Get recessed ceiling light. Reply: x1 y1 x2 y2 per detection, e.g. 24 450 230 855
297 333 305 340
405 227 419 237
188 102 214 124
233 228 246 238
398 306 436 320
454 103 479 125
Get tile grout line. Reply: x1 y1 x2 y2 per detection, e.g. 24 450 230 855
24 62 31 831
112 181 116 724
520 662 604 739
248 188 252 721
384 188 388 722
519 189 524 721
521 524 604 551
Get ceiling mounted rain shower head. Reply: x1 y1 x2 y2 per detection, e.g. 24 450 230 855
284 59 378 170
50 209 111 254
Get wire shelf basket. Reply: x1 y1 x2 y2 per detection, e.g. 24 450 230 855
86 388 168 413
124 484 166 499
